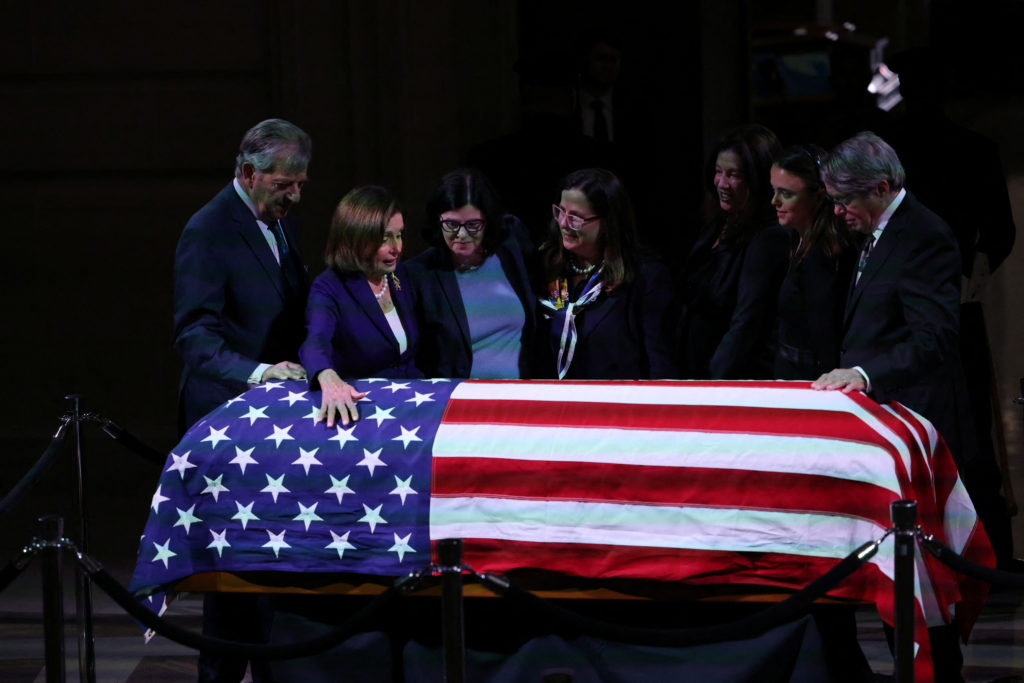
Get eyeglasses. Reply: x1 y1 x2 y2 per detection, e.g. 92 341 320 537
826 193 858 208
552 204 601 231
440 219 485 235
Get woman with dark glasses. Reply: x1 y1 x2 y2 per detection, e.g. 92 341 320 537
407 168 536 378
537 167 676 379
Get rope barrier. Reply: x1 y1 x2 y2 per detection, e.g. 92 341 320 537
0 543 38 594
82 413 168 467
471 537 882 647
919 533 1024 588
0 423 69 518
72 548 416 660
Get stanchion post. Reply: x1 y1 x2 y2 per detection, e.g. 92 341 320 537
39 515 66 683
66 394 96 683
437 538 466 683
891 499 917 683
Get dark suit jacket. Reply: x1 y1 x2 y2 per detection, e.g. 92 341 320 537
840 191 970 460
679 221 790 379
407 217 536 378
174 183 308 431
537 254 677 380
299 264 422 386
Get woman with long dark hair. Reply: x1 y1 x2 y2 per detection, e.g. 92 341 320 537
771 144 858 379
677 124 790 379
537 167 676 379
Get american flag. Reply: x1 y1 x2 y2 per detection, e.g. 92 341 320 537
131 378 991 683
130 378 458 597
429 379 992 683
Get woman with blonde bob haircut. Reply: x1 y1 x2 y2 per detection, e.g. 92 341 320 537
300 185 422 427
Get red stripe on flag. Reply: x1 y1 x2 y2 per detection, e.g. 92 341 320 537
443 398 895 446
431 459 897 528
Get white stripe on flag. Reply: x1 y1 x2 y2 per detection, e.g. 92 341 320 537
430 496 887 562
432 423 902 494
453 381 918 477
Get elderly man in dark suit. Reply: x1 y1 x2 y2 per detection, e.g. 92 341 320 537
811 131 1000 682
811 132 968 455
173 118 311 682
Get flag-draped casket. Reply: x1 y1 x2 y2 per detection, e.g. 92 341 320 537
130 378 993 682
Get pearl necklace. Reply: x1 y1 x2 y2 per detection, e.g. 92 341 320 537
567 256 598 275
369 278 388 300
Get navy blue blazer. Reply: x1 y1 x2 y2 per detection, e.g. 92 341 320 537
299 264 422 387
407 217 536 378
174 183 308 431
840 191 969 459
537 254 677 380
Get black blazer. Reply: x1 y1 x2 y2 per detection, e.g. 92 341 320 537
536 254 677 380
774 242 857 380
678 221 790 379
173 183 308 431
840 191 970 459
407 217 536 378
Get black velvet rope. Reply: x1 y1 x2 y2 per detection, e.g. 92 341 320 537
0 425 69 518
919 534 1024 588
0 552 33 595
93 417 168 467
476 539 878 647
82 561 404 659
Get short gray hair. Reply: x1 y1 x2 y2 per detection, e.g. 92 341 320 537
234 118 312 178
821 131 905 196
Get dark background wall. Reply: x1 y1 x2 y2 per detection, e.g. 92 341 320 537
2 0 1022 562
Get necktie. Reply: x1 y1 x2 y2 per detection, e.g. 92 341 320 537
855 236 874 285
591 100 609 142
269 221 300 296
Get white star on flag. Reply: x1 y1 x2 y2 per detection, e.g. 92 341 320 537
207 529 231 558
359 503 387 533
388 533 415 562
259 381 285 392
325 475 355 504
261 474 290 503
392 426 422 449
389 475 417 505
151 485 170 513
240 406 269 426
265 424 295 447
201 426 231 449
426 378 451 383
405 392 435 406
263 530 291 558
292 447 323 475
382 381 411 393
152 539 177 568
293 502 324 531
367 406 396 427
329 425 358 449
173 505 202 534
325 530 356 559
201 474 229 502
229 446 258 474
279 391 309 406
357 448 387 477
166 451 196 479
225 395 246 406
303 406 321 424
232 501 259 530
